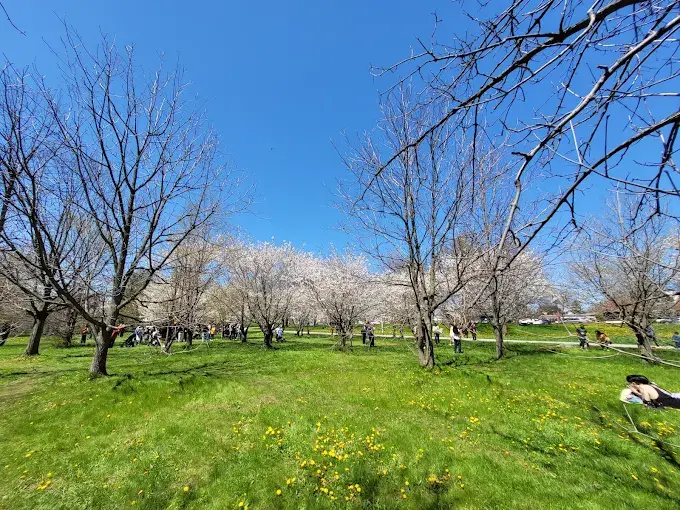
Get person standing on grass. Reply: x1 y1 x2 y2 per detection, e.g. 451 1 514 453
450 323 462 353
469 321 477 341
646 324 659 346
433 324 441 345
135 325 144 345
576 324 589 350
80 325 89 345
361 323 367 345
672 331 680 349
366 322 375 347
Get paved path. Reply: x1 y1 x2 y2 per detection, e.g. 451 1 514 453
308 331 678 351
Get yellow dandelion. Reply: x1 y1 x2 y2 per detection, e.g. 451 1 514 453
276 489 282 495
183 486 190 493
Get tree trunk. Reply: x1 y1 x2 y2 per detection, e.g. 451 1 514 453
90 330 111 377
416 319 435 368
24 309 48 356
62 307 78 347
263 327 273 348
493 323 504 360
634 331 655 360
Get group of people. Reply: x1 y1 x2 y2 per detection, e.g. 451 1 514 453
361 322 375 347
445 321 477 354
78 323 230 348
222 323 247 341
575 324 614 350
576 323 680 350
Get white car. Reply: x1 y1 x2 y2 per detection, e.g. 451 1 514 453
518 318 545 325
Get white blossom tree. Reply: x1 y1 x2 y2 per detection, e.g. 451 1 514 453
303 251 377 349
224 241 300 348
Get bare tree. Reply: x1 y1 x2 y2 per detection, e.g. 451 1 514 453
0 63 76 355
572 194 680 358
371 0 680 289
0 2 24 35
10 29 247 375
340 86 481 367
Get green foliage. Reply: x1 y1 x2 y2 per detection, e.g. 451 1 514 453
1 334 679 509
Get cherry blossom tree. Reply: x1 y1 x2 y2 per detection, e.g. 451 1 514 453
224 241 300 348
303 251 377 349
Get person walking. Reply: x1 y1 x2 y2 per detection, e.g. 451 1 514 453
469 321 477 341
433 325 441 345
575 324 589 350
135 325 144 345
450 323 462 353
366 322 375 347
646 324 659 346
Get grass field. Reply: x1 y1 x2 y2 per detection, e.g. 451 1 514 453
310 321 680 345
1 333 680 509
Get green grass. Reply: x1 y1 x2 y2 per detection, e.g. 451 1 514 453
1 333 680 509
311 321 680 345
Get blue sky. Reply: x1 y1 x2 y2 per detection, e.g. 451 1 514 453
0 0 462 252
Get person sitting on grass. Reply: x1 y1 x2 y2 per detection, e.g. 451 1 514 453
621 375 680 410
595 330 612 349
575 324 589 350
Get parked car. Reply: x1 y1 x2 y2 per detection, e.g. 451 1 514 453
518 318 546 325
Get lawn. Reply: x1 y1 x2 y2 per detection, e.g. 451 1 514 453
1 333 679 509
311 321 680 346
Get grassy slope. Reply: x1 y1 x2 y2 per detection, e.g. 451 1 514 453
1 334 679 509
